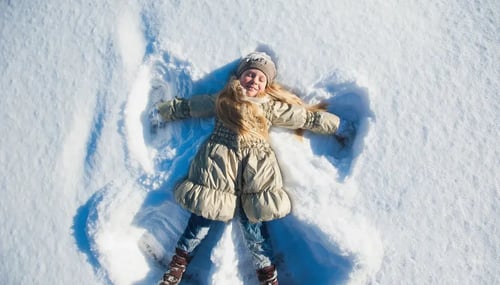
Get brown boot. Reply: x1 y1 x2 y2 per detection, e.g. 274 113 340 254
257 265 278 285
159 248 191 285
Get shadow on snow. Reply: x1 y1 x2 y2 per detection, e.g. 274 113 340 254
308 75 375 181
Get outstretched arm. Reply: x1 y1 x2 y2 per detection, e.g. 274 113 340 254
158 94 217 121
267 100 341 134
149 94 218 132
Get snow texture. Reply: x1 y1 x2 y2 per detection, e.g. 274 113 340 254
1 1 498 284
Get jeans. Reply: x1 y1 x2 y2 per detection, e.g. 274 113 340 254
177 208 274 269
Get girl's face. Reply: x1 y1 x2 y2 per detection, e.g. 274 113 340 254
239 69 267 97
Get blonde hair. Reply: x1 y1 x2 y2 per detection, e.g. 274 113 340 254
216 77 326 139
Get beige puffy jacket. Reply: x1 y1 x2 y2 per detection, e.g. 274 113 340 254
157 93 340 223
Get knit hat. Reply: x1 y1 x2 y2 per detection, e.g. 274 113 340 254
235 52 277 84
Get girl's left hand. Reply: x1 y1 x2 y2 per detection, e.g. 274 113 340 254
334 119 356 146
148 101 165 134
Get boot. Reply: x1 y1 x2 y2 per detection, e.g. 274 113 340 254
257 265 278 285
159 248 191 285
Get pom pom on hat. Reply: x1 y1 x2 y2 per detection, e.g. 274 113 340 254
235 52 277 84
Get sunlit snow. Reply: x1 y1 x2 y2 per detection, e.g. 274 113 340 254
1 1 498 284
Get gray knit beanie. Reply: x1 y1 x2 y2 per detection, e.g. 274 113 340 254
235 52 277 84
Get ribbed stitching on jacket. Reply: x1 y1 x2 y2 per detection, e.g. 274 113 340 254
303 111 321 129
210 121 270 151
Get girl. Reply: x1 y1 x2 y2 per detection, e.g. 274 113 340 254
149 52 353 285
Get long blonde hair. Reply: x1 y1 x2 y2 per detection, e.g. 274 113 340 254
215 77 326 139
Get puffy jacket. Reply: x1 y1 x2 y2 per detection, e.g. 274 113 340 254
156 93 340 223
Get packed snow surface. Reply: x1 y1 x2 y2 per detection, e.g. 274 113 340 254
1 1 498 284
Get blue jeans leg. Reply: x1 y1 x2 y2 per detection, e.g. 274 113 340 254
176 213 213 255
237 209 274 269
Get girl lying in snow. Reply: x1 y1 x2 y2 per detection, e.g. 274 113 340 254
149 52 354 285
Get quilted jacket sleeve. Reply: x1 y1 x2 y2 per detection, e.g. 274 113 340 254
157 93 218 121
266 100 341 134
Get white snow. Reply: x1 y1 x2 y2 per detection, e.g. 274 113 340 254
1 0 498 284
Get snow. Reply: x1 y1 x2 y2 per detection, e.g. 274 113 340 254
1 0 498 284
